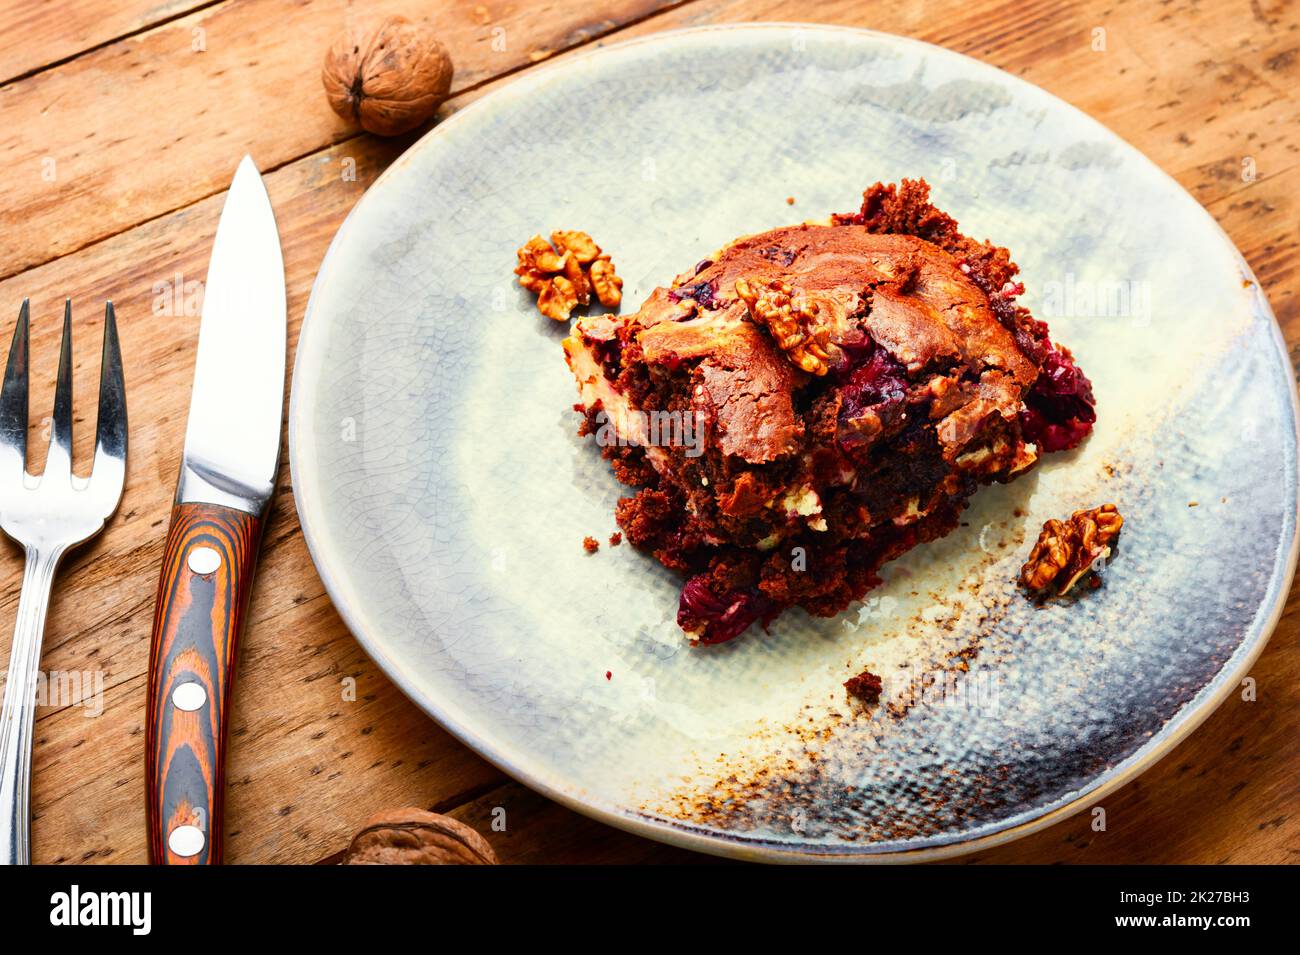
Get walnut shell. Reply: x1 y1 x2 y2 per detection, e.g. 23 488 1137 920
343 807 498 865
322 16 454 137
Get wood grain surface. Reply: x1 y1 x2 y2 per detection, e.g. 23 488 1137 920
0 0 1295 865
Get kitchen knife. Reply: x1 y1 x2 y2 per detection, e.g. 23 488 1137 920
145 156 285 865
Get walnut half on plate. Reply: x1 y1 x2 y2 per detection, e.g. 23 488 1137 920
1020 503 1124 597
515 230 622 320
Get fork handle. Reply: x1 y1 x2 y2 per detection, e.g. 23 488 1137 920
145 502 264 865
0 546 63 865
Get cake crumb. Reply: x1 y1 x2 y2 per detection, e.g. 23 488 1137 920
845 669 883 704
608 532 622 546
785 196 795 205
582 536 600 553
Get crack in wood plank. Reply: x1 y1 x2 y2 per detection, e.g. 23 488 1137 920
0 0 223 87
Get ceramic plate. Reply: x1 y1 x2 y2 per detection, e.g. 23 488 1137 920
289 24 1298 862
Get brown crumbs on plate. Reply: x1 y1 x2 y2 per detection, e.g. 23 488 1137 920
582 536 600 553
1020 503 1123 597
844 669 883 704
608 532 622 546
515 230 622 321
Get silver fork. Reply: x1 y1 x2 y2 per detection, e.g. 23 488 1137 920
0 299 126 865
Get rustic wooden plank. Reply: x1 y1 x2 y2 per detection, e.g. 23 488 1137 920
0 0 687 280
0 0 212 85
2 0 1297 865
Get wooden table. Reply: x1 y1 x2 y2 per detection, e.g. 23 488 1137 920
1 0 1296 865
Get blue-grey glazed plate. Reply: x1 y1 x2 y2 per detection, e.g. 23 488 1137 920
289 24 1299 862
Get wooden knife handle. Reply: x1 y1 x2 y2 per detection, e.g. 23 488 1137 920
145 501 265 865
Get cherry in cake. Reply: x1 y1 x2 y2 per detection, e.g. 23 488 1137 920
563 180 1095 644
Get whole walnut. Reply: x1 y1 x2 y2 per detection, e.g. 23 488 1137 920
343 807 498 865
322 16 454 137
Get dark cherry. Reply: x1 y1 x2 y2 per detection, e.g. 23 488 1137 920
677 575 771 645
837 348 909 422
834 328 875 365
1020 345 1096 452
757 245 797 266
669 280 719 309
592 337 623 378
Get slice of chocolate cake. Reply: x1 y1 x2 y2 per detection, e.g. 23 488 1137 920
563 180 1095 644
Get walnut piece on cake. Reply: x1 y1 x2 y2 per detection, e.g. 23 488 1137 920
563 179 1098 645
734 277 838 376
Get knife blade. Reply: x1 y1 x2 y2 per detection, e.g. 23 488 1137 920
145 155 285 865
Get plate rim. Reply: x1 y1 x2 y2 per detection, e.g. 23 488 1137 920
288 21 1300 863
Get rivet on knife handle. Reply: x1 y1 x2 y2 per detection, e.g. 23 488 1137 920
145 501 264 865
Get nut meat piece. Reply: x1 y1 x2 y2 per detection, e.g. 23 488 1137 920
735 277 837 375
561 253 591 306
1020 503 1123 596
343 807 498 865
588 257 624 307
515 231 621 319
1058 504 1124 593
1020 519 1073 591
537 274 580 322
551 230 602 265
517 234 566 274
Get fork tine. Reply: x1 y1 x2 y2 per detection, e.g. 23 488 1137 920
42 299 75 482
0 300 29 475
90 302 127 501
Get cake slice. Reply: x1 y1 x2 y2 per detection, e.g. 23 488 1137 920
563 180 1095 644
